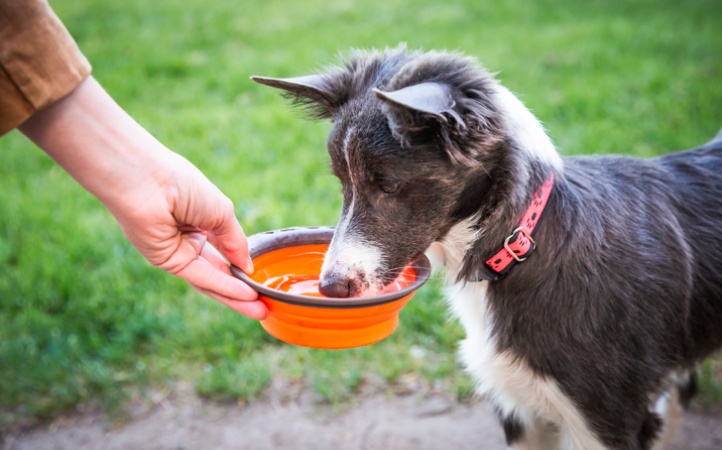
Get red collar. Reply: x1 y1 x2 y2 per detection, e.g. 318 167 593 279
480 173 554 281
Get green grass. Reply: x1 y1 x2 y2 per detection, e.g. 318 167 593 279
2 0 722 425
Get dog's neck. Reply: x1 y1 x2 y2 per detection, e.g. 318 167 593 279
436 85 563 281
493 85 562 176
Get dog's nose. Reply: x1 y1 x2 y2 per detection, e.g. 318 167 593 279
319 276 351 298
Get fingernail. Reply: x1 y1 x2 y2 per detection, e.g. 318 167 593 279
246 259 254 274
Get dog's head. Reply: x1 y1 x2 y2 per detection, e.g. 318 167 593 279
253 46 509 297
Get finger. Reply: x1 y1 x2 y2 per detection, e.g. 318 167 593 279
176 256 258 301
210 205 254 274
159 230 208 274
189 282 268 320
200 241 232 276
206 231 221 253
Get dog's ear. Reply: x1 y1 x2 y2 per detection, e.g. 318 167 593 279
251 74 349 120
372 83 464 127
373 82 502 165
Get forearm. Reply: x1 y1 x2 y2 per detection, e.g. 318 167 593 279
18 75 263 318
8 5 262 319
18 76 177 215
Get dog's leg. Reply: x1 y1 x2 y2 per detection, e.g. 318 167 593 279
651 374 696 450
502 415 559 450
650 389 683 450
501 414 525 448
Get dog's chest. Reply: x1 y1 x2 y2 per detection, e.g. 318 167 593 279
444 280 606 449
430 224 593 433
446 280 571 418
429 230 537 417
445 280 538 418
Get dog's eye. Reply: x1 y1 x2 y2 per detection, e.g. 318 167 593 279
380 182 400 194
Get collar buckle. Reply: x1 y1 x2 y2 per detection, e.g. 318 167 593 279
503 227 536 263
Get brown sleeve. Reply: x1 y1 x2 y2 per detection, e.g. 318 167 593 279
0 0 92 136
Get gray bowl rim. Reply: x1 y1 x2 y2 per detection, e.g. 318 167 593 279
230 226 431 309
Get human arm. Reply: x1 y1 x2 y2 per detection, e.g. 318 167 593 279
18 76 267 320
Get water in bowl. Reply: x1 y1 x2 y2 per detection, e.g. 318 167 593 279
262 266 417 298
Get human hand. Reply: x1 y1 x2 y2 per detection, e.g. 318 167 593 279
19 76 267 319
111 154 267 320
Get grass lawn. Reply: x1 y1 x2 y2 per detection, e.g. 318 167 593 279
2 0 722 425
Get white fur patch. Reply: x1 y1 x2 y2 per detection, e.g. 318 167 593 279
655 391 670 418
491 84 564 173
342 125 357 187
320 125 386 295
651 372 687 450
651 388 684 450
427 217 480 278
321 232 384 295
431 221 607 450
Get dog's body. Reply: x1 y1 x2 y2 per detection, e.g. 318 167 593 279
253 46 722 450
435 143 722 449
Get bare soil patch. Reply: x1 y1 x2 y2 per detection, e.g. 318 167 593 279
5 385 721 450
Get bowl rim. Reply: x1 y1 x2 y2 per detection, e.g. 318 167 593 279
230 226 431 309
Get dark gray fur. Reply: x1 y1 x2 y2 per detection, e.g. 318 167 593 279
500 412 525 446
253 46 722 449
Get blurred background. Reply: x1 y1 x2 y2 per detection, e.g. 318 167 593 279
1 0 721 431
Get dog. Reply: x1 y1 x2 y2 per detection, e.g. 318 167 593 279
252 45 722 450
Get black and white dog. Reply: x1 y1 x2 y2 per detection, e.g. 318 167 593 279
252 46 722 450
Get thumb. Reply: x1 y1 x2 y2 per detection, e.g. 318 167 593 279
210 206 254 274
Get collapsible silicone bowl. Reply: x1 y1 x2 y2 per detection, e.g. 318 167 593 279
230 227 431 349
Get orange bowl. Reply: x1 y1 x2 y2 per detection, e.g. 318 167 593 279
230 227 431 349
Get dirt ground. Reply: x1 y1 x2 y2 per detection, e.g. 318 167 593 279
6 384 722 450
